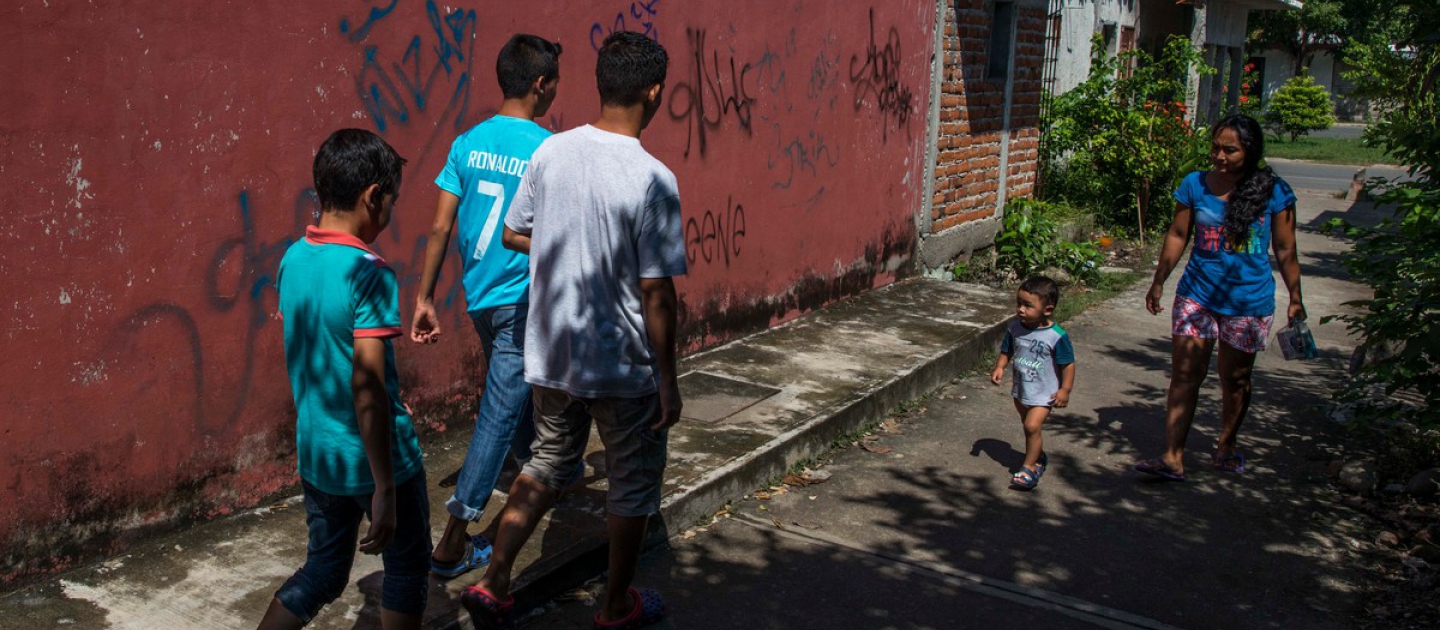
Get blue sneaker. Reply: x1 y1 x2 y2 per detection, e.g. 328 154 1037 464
430 534 493 579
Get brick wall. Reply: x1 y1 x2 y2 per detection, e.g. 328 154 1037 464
1007 6 1045 202
930 0 1044 234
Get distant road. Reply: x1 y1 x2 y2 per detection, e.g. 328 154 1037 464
1267 158 1412 192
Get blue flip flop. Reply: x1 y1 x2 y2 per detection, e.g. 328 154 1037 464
430 534 493 579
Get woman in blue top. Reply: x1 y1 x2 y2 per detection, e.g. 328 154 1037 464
1134 114 1305 482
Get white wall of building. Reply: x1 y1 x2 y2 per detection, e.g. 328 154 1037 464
1053 0 1140 94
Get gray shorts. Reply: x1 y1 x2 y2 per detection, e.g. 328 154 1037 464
522 385 668 517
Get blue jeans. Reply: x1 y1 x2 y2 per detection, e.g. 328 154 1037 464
275 471 431 621
446 304 536 522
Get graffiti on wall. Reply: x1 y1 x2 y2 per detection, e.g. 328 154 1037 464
667 28 759 159
342 0 479 135
684 195 746 268
848 8 914 143
590 0 663 51
769 127 840 191
107 189 311 436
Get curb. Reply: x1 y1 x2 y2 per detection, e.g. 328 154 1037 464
439 294 1010 626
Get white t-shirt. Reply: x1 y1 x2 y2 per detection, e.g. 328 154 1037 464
506 125 688 398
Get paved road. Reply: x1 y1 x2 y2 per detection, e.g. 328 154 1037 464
519 183 1377 629
1308 123 1367 141
1269 159 1411 194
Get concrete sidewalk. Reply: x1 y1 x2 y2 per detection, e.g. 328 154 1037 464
0 277 1013 629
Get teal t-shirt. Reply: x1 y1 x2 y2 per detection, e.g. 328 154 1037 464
276 226 423 496
435 115 552 314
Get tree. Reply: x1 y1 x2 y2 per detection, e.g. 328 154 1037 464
1264 75 1336 141
1322 0 1440 431
1248 0 1347 76
1345 1 1440 176
1041 35 1210 240
1248 0 1406 76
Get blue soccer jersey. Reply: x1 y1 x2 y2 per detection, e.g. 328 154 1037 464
435 116 552 313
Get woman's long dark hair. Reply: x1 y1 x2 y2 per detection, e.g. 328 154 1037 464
1213 114 1276 246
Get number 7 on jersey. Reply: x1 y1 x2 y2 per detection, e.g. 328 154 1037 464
471 180 505 261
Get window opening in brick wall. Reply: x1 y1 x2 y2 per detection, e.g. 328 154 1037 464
987 0 1016 80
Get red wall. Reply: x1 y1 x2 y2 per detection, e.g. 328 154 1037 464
0 0 935 581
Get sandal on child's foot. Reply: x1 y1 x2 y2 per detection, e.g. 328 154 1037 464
593 588 666 630
1010 466 1042 490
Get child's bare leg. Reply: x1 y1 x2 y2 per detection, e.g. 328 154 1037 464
256 598 305 630
1018 402 1051 470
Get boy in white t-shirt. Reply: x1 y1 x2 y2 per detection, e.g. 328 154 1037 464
462 32 683 630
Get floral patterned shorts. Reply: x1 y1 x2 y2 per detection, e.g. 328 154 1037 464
1172 295 1273 353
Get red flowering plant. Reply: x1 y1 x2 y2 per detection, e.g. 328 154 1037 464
1238 62 1263 116
1042 35 1211 240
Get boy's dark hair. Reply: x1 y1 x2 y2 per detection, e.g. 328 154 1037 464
313 129 406 211
496 34 563 99
596 31 668 106
1019 276 1060 307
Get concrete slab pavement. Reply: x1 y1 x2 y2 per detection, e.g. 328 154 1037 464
0 278 1015 629
524 187 1381 629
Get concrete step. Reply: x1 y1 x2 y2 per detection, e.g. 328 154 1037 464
0 278 1011 630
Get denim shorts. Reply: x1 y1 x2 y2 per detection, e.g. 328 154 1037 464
274 471 432 622
523 386 667 517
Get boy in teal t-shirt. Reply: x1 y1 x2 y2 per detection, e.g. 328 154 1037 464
258 129 429 630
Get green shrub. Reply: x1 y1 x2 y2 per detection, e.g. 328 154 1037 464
1264 75 1336 142
1323 29 1439 431
1324 184 1440 428
1041 35 1211 239
995 199 1102 283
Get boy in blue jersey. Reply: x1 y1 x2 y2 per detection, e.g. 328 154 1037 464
990 276 1076 491
410 34 565 579
258 129 429 630
464 32 683 630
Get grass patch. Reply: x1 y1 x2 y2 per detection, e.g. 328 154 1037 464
1053 270 1144 324
1265 136 1399 166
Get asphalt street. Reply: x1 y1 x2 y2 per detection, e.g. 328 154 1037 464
519 175 1378 629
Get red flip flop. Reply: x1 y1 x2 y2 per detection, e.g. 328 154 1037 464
461 584 515 630
593 587 666 630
